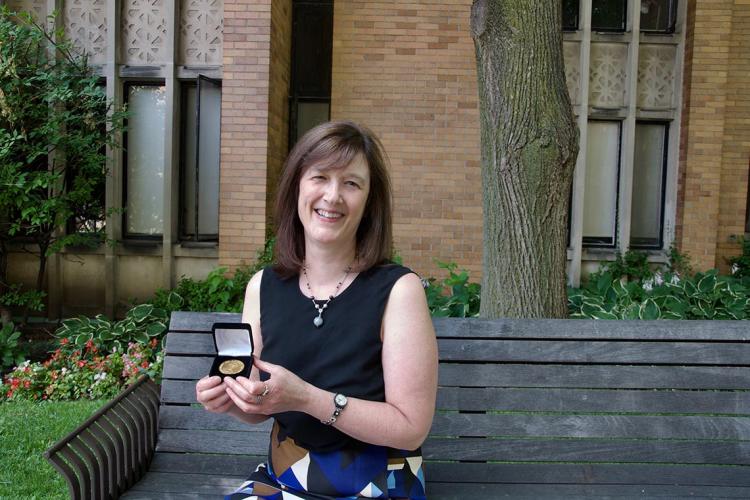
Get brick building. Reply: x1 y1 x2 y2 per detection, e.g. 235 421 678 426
4 0 749 319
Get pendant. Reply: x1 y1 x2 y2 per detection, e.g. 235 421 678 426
313 314 323 327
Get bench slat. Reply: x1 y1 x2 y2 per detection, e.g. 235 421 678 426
148 452 264 476
163 357 750 389
439 363 750 389
425 482 750 499
430 412 750 440
165 331 750 365
159 405 273 432
423 437 750 464
161 378 750 414
126 471 244 495
156 428 269 455
425 462 750 487
168 312 750 341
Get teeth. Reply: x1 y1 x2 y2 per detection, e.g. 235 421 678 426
316 209 342 219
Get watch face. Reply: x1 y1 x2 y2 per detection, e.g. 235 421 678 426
335 393 348 407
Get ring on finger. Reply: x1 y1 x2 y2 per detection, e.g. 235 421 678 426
261 384 270 397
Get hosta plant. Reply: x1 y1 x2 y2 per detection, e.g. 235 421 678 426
54 304 168 355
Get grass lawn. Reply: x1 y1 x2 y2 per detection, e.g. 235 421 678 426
0 399 105 499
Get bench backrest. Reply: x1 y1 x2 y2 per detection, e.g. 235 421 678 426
160 312 750 491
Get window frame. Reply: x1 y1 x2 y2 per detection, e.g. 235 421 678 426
629 120 670 250
563 0 580 32
179 75 222 243
122 80 167 242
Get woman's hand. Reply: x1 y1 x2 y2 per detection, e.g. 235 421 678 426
224 357 311 415
195 376 233 413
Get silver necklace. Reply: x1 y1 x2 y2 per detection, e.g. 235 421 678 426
302 263 353 328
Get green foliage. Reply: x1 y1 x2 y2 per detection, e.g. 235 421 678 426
0 284 45 312
589 250 654 283
54 304 168 355
667 243 694 277
569 269 750 320
0 322 26 370
424 261 480 318
1 339 161 401
151 238 276 313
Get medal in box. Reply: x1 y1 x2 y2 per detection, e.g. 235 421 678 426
209 322 254 379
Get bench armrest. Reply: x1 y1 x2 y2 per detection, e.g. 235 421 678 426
44 375 161 500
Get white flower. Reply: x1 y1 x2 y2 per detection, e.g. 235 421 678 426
60 367 68 375
670 274 681 285
654 272 664 286
93 372 107 383
642 279 654 292
731 263 740 275
420 277 430 289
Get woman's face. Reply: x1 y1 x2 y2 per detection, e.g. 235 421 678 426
297 154 371 251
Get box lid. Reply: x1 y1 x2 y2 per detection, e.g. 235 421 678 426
212 322 254 357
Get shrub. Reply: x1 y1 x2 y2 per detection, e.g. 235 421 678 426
1 322 26 371
54 304 168 355
569 269 750 320
424 261 480 318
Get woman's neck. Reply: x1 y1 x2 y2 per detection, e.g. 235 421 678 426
302 242 357 285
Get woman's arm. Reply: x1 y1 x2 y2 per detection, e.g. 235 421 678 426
196 269 270 425
226 272 438 450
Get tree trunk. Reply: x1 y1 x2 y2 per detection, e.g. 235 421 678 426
471 0 579 318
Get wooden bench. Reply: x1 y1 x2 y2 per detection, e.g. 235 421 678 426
47 311 750 498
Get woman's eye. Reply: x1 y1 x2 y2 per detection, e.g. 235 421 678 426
346 181 360 188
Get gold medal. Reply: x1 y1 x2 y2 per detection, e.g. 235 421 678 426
219 359 245 375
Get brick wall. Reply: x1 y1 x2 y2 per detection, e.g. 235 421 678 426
715 0 750 270
331 0 482 279
220 0 275 270
678 0 750 271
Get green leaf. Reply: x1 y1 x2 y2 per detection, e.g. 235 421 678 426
134 330 149 344
129 304 153 323
639 299 661 320
146 322 167 337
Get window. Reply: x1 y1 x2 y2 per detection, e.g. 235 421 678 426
583 121 622 247
630 122 668 249
640 0 677 34
123 83 167 238
592 0 627 32
289 0 333 146
180 76 221 241
563 0 580 31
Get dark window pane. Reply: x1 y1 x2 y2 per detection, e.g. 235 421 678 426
297 101 329 140
592 0 627 32
630 123 668 249
640 0 677 33
291 2 333 98
563 0 580 31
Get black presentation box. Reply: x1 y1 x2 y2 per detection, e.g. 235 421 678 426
208 322 254 379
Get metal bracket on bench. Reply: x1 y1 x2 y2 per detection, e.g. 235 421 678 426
44 375 161 500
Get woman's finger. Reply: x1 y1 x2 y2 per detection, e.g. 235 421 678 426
196 375 222 391
196 380 227 403
226 386 263 413
204 392 232 412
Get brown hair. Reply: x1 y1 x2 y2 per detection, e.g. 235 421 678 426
273 121 393 277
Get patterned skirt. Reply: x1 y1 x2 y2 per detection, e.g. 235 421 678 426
225 421 426 500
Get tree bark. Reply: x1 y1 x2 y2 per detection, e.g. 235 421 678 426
471 0 579 318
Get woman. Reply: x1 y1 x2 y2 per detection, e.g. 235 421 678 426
196 121 438 499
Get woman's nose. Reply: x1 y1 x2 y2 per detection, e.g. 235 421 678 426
323 182 341 203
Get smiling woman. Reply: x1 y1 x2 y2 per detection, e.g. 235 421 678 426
195 121 438 500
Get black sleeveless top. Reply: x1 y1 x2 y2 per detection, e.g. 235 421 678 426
259 263 413 452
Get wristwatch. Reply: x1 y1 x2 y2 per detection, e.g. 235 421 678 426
322 393 347 425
